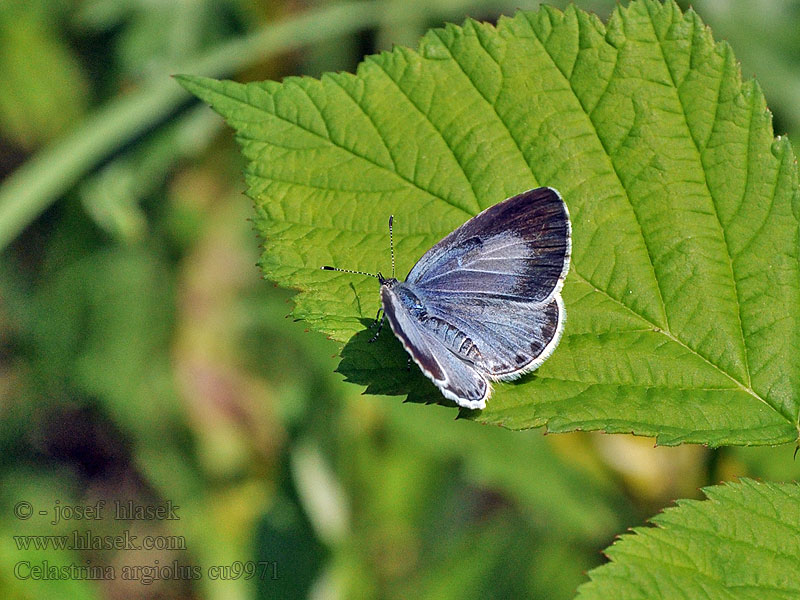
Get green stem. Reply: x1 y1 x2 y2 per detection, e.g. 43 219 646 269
0 2 386 250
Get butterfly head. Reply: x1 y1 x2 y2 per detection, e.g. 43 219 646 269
377 273 399 287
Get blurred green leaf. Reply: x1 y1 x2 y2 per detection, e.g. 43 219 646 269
578 479 800 599
0 0 88 147
31 245 178 438
255 467 327 600
79 104 223 243
76 0 240 75
415 511 531 600
380 400 628 542
178 0 800 446
0 0 435 250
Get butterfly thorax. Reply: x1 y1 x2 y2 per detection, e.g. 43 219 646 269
382 280 425 316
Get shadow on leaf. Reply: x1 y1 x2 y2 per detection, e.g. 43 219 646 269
336 319 541 417
336 318 460 408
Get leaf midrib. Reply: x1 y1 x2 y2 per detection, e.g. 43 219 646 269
512 12 777 419
644 2 753 390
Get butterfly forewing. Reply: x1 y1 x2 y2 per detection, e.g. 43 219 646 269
406 187 570 304
380 284 490 408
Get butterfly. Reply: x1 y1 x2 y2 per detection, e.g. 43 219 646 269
323 187 571 410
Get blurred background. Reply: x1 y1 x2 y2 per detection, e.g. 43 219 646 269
1 0 798 598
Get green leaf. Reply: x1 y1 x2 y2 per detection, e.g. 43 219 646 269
177 0 800 446
0 0 88 148
577 479 800 599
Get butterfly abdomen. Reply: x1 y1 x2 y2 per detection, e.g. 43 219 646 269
424 314 483 362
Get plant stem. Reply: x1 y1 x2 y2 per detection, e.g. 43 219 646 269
0 2 386 250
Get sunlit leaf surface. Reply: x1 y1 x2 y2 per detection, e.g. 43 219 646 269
178 0 800 446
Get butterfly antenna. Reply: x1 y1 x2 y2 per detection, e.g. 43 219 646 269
320 265 380 279
389 215 395 278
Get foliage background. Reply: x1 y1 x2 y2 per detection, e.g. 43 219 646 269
1 1 799 599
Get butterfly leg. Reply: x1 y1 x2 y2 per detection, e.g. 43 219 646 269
369 308 385 343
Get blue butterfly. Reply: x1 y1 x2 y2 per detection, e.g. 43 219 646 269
323 187 571 410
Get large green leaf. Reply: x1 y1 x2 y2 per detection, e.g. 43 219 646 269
177 0 800 446
577 478 800 599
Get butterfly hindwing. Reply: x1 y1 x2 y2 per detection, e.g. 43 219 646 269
415 291 565 379
380 285 490 409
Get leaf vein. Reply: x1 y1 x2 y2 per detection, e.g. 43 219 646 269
367 56 483 214
207 79 474 218
324 74 399 173
571 271 772 411
645 4 753 390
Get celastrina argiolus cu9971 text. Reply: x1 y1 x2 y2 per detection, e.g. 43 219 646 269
322 187 571 410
